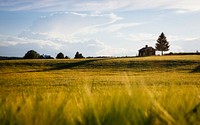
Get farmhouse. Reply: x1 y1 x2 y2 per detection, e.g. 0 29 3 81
138 45 155 57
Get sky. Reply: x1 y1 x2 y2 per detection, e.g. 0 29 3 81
0 0 200 57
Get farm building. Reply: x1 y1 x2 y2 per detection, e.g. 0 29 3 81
138 45 155 56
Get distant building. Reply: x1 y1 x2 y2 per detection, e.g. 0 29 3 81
138 45 155 57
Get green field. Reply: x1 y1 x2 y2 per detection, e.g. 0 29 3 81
0 55 200 125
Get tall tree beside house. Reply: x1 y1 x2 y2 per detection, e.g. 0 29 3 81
155 32 170 55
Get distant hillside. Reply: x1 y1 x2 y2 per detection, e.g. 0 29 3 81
0 55 199 73
0 56 23 60
165 52 200 55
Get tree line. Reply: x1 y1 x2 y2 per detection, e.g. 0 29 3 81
23 50 84 59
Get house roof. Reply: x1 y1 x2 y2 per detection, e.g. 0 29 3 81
139 46 155 51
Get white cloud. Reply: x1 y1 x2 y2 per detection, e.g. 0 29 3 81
19 11 140 43
0 33 132 57
126 33 157 42
68 12 88 18
170 45 184 52
123 33 200 43
102 23 142 33
0 0 74 11
0 34 28 46
76 0 200 12
174 10 190 14
0 34 61 49
96 46 129 56
17 11 142 56
21 12 108 41
1 3 199 57
1 0 200 12
168 35 199 41
170 0 200 12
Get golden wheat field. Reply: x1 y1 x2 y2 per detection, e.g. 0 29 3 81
0 55 200 125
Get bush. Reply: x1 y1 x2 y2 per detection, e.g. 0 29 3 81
65 56 70 59
23 50 40 59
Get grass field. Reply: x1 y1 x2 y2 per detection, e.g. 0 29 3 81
0 55 200 125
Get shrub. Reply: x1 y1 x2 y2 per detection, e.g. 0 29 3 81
65 56 70 59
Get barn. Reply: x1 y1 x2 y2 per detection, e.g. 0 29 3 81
138 45 155 57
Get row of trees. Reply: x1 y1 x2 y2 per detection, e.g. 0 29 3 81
55 52 84 59
23 50 84 59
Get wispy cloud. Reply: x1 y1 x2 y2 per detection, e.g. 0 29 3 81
0 0 73 11
1 1 200 57
0 33 132 57
19 11 135 41
1 0 200 12
124 33 157 42
76 0 200 12
8 11 135 56
101 23 142 33
120 32 200 43
0 9 139 57
0 34 61 49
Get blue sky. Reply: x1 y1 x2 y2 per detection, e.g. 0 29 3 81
0 0 200 57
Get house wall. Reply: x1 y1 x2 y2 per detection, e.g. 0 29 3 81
139 48 155 56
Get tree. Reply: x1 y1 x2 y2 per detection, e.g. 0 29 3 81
74 51 84 59
23 50 40 59
56 52 64 59
155 32 170 55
